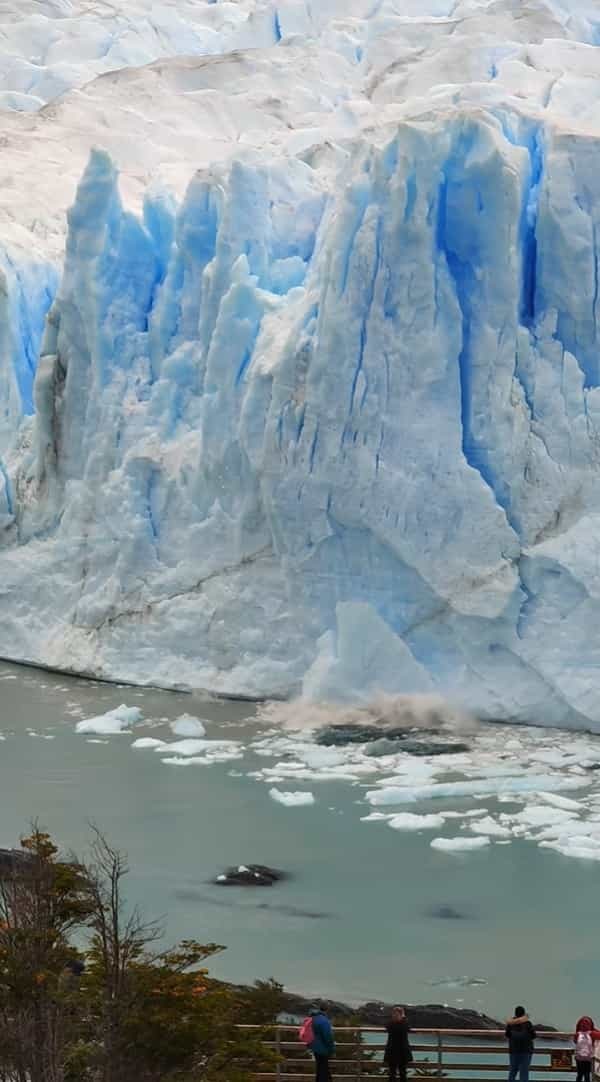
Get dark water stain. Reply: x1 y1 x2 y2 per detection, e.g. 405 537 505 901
175 887 335 920
426 904 475 921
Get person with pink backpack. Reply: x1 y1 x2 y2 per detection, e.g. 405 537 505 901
574 1017 600 1082
299 1003 335 1082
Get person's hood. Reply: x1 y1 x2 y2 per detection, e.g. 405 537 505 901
576 1017 595 1032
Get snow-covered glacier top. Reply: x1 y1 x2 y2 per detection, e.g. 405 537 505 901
3 0 600 726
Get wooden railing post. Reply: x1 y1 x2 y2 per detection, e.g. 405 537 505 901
355 1026 362 1082
275 1024 281 1082
437 1031 443 1078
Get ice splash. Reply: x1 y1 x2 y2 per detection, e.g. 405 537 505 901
255 694 476 735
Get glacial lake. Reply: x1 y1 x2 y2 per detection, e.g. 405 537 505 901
1 658 599 1029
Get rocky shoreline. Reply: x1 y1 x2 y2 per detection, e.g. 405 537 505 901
255 989 555 1031
278 993 502 1029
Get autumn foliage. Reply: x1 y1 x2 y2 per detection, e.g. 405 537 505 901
0 828 281 1082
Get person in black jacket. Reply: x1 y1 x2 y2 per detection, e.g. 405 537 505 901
506 1006 536 1082
384 1006 413 1082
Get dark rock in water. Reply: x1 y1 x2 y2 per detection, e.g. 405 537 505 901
213 864 287 887
316 724 407 746
177 887 329 919
399 739 470 757
316 724 469 757
427 904 470 920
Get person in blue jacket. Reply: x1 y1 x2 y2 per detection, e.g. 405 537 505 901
309 1002 335 1082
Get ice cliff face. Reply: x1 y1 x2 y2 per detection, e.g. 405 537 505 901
4 0 600 725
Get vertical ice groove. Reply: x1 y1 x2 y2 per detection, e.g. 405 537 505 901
146 467 160 543
436 159 489 499
516 559 535 640
338 181 370 296
519 126 544 330
308 422 319 473
0 458 13 517
349 212 381 414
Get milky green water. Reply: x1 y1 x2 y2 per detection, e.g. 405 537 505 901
0 659 597 1029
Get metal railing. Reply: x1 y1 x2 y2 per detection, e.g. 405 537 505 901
239 1025 576 1081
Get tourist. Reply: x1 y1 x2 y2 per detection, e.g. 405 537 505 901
308 1002 335 1082
505 1006 536 1082
574 1017 600 1082
384 1005 413 1082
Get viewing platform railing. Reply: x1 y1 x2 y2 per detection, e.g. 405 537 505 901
239 1025 576 1082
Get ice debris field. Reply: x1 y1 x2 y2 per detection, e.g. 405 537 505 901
57 687 600 864
6 2 600 726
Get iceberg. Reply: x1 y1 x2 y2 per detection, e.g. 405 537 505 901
5 1 600 725
75 704 142 735
170 715 207 738
269 788 316 807
388 812 446 832
430 836 490 853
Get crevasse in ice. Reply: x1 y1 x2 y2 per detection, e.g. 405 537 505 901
3 0 600 725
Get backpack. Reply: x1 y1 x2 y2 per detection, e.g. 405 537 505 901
299 1017 314 1046
577 1033 594 1060
510 1023 531 1050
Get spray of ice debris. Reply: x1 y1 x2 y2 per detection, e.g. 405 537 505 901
255 694 477 734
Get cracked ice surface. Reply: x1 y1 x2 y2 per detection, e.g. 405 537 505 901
4 2 600 721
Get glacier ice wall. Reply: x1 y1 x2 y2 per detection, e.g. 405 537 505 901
3 114 600 726
4 1 600 725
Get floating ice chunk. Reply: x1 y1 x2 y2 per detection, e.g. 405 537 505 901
371 762 442 786
431 836 490 853
388 812 446 831
162 756 210 766
367 775 588 806
155 737 239 757
529 748 572 767
535 820 598 840
301 747 349 768
360 812 396 822
76 704 142 735
537 792 584 811
539 839 600 861
258 766 362 782
155 737 207 756
468 816 512 838
269 788 315 807
512 804 578 828
170 715 207 738
131 737 166 749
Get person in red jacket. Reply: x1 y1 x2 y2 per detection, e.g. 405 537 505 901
573 1017 600 1082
